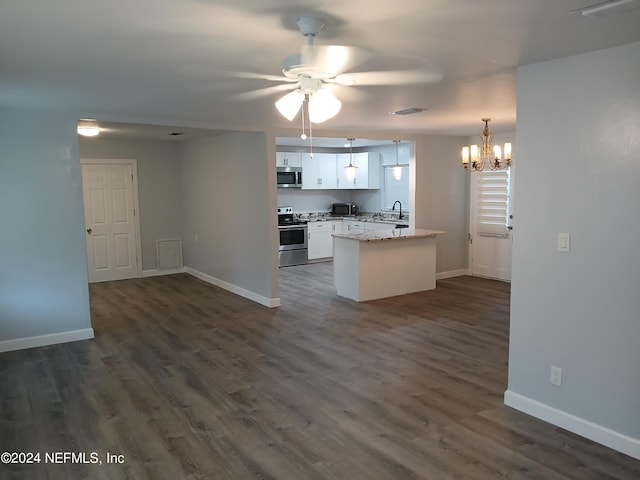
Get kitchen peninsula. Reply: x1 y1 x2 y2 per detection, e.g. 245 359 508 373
333 228 445 302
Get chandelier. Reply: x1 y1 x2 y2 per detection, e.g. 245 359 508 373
461 118 512 171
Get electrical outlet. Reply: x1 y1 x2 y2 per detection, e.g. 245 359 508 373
550 365 563 386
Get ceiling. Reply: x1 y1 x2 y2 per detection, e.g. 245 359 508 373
1 0 639 139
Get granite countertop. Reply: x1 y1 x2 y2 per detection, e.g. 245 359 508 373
333 228 445 242
297 212 408 224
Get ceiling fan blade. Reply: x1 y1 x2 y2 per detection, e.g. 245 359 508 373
334 69 443 86
230 83 298 101
179 65 295 83
324 83 368 102
230 72 298 83
300 45 371 76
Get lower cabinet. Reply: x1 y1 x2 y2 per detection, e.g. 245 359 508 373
308 220 401 260
343 220 366 233
307 222 335 260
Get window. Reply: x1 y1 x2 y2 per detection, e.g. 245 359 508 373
473 168 511 235
383 165 409 211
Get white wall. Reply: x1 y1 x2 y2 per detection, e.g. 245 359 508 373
506 41 640 458
0 108 93 351
181 132 279 306
79 138 183 271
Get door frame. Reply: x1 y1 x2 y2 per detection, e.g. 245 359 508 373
80 158 143 280
468 167 514 282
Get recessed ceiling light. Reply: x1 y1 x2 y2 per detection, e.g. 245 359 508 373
390 107 427 116
77 119 100 137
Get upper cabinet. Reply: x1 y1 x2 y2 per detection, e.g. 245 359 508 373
276 151 302 168
381 142 410 166
336 152 380 190
280 149 381 190
301 153 338 189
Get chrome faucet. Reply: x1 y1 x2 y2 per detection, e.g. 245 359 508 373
392 200 403 220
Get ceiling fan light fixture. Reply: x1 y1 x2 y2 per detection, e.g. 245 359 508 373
275 89 305 121
308 88 341 123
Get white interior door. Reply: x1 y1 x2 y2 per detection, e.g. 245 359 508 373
469 168 513 282
81 160 141 283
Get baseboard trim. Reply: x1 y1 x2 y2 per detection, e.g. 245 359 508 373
504 390 640 460
436 269 469 280
142 267 186 278
184 267 280 308
0 328 95 354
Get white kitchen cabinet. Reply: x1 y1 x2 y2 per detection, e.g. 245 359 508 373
367 221 396 231
337 152 381 189
301 153 338 189
381 142 410 166
276 151 302 167
307 221 334 260
343 220 366 233
342 219 406 233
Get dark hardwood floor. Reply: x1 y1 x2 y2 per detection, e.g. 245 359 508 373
1 263 639 479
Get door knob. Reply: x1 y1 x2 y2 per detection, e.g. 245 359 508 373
86 228 92 234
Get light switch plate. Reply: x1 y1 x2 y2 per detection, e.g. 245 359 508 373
558 232 571 253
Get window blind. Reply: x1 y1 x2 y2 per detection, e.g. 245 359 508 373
475 169 511 235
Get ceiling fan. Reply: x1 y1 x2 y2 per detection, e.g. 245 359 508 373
237 16 443 124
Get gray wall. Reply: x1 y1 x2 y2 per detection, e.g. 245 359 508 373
79 137 183 271
508 42 640 445
0 108 91 342
414 135 469 274
181 131 278 301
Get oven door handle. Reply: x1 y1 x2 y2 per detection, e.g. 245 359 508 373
278 225 308 230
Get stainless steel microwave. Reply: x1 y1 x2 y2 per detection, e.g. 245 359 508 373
331 203 358 216
277 166 302 188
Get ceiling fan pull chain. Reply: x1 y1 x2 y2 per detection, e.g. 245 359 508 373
301 98 307 140
308 97 313 158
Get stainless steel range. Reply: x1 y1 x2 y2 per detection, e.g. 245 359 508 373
277 206 308 267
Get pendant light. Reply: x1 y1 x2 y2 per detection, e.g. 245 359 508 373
393 140 402 181
345 138 357 181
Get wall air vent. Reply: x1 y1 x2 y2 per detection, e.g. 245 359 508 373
156 238 183 270
390 107 427 116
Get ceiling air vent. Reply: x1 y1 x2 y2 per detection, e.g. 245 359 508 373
572 0 640 17
390 107 427 116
